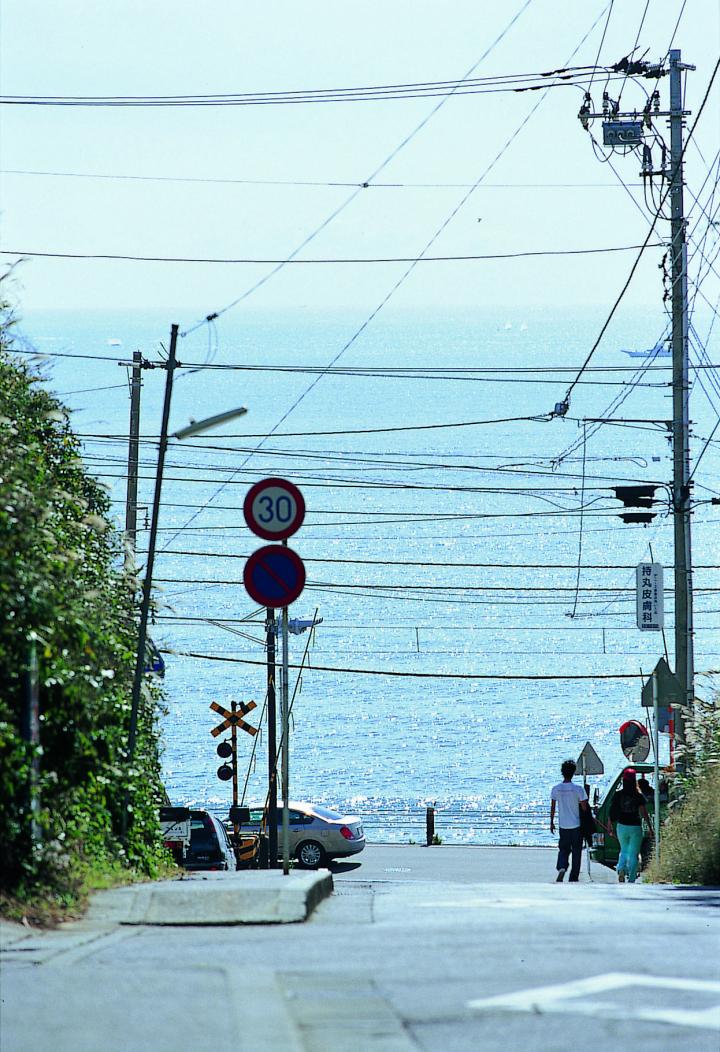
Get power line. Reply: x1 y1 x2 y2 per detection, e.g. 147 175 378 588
0 168 643 190
180 0 539 338
0 67 622 108
157 649 665 680
1 242 661 265
159 4 611 559
141 550 720 570
155 614 720 631
147 14 623 551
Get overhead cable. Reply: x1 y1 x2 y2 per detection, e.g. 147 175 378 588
0 242 661 266
158 650 662 680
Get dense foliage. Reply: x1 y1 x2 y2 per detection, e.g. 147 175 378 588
0 304 168 905
647 695 720 884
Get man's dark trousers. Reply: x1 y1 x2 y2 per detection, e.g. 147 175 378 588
557 827 583 881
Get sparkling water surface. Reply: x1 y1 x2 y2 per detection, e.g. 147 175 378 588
17 305 720 844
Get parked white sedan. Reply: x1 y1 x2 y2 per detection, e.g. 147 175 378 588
244 801 366 868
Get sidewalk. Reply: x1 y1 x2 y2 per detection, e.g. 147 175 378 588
82 868 333 925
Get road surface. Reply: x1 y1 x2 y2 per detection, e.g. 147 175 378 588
2 845 718 1051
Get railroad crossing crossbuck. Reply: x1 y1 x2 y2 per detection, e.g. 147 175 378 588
210 700 258 738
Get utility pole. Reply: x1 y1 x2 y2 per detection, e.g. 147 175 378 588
577 51 696 761
124 351 142 570
122 324 179 842
266 607 278 868
669 49 695 751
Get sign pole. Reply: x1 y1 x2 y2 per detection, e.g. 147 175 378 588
580 755 591 879
266 607 278 868
242 476 306 878
652 671 661 856
231 700 239 845
281 601 290 875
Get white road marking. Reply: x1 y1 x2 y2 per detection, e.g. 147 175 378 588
468 972 720 1031
417 896 537 909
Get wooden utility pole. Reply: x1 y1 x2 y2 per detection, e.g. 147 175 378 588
669 49 695 752
124 350 143 570
122 324 179 842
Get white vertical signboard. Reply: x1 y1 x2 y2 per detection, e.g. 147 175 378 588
636 562 664 631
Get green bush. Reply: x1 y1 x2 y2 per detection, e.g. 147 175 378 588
647 695 720 884
647 764 720 884
0 297 169 907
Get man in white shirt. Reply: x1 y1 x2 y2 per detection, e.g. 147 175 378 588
550 759 589 882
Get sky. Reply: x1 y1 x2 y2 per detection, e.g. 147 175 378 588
1 0 719 315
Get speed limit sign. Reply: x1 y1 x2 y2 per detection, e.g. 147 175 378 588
243 477 305 541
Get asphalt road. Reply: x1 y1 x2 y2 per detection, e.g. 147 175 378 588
2 844 718 1052
329 842 617 883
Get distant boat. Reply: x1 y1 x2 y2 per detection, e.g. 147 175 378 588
622 340 671 358
107 338 123 347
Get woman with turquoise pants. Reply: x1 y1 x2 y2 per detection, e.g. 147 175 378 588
610 767 653 882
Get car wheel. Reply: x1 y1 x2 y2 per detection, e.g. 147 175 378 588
296 840 327 869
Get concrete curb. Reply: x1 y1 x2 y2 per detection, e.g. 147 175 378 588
84 869 334 926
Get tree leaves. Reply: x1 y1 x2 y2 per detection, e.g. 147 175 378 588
0 309 167 896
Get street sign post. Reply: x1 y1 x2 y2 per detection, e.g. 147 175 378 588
243 478 306 878
575 742 603 878
244 477 306 541
243 544 306 608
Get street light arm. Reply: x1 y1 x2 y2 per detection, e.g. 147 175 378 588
173 406 248 440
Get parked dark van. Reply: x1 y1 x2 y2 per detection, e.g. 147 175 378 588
184 809 237 871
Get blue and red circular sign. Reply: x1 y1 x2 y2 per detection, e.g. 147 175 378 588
243 477 305 542
243 544 306 608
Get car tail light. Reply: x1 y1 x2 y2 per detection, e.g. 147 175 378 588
340 825 354 840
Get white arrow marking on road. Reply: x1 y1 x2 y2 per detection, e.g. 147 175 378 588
468 973 720 1031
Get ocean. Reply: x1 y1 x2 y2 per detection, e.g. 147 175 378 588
15 304 720 845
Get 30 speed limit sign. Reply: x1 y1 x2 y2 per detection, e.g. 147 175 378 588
243 477 305 541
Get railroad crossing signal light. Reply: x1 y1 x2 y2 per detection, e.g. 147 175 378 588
217 763 233 781
217 740 232 759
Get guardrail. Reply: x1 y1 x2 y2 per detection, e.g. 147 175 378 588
204 804 550 847
359 807 549 846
